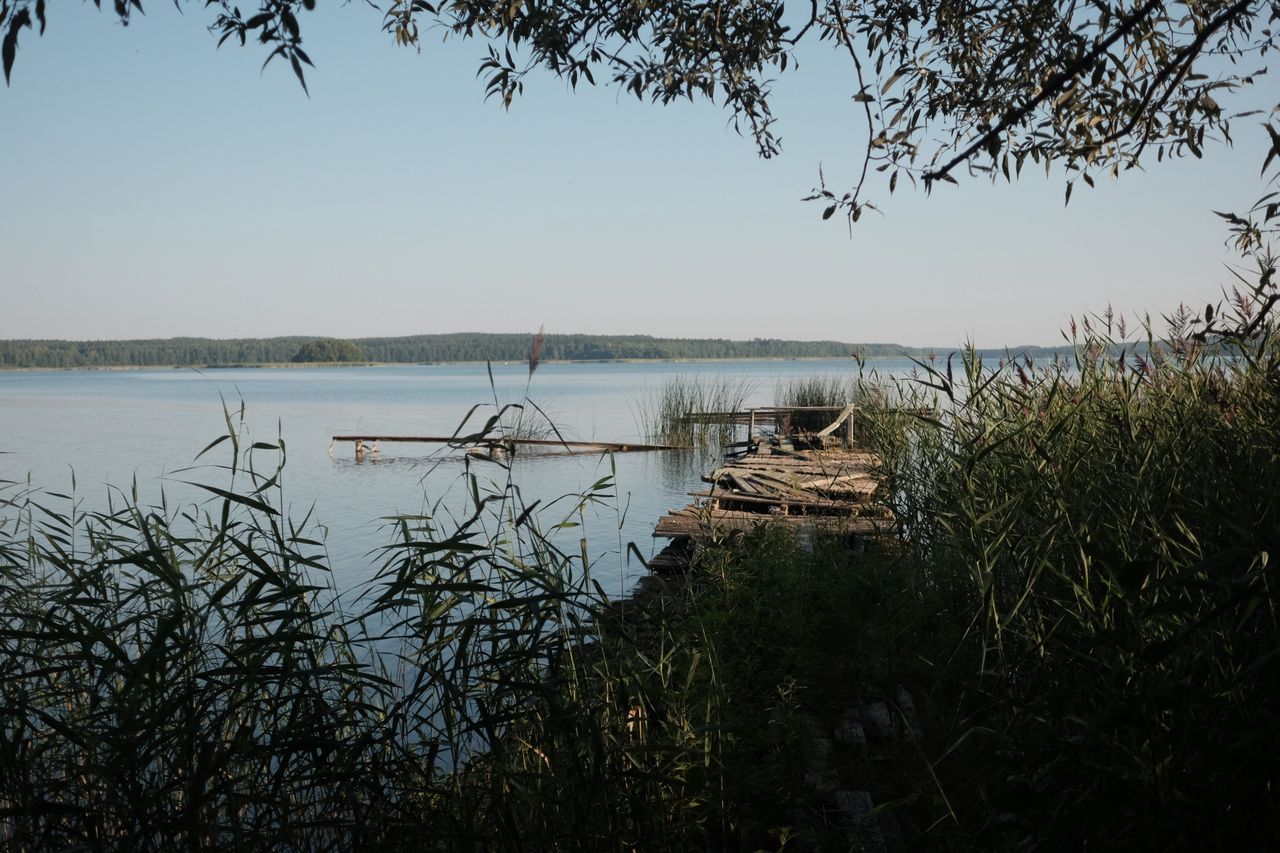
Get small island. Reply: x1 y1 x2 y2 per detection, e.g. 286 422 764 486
290 337 364 363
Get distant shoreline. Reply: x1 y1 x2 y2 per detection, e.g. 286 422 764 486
0 332 1090 371
0 355 930 373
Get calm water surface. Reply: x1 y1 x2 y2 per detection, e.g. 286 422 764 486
0 359 915 597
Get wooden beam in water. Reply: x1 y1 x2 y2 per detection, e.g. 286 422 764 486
331 435 692 453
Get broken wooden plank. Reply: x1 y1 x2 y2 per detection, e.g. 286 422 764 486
654 508 893 538
331 435 692 453
688 490 892 516
816 403 859 437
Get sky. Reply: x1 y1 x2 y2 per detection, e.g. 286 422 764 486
0 3 1270 348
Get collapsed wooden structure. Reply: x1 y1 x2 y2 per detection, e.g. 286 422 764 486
650 405 894 568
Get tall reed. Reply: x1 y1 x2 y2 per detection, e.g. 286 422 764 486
773 373 864 432
0 401 724 850
860 289 1280 847
634 374 755 448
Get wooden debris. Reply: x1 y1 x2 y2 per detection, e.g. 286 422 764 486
653 509 891 538
652 418 896 544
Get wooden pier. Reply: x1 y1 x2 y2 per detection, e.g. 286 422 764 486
651 406 894 554
331 406 894 559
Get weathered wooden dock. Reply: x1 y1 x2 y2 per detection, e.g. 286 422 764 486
651 406 894 552
684 404 860 449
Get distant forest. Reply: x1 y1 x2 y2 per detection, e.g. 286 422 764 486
0 333 1077 369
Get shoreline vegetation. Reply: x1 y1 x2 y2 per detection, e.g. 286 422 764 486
0 332 1097 370
3 298 1278 850
0 356 985 372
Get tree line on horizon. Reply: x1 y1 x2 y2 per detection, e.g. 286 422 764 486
0 333 1083 369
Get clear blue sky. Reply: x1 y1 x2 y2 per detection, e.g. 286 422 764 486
0 3 1268 347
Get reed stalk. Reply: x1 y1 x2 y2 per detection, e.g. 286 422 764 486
857 286 1280 847
634 375 756 448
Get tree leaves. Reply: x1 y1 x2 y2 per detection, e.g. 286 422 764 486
2 7 31 85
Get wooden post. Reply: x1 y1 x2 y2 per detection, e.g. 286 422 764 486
846 411 855 448
748 409 756 443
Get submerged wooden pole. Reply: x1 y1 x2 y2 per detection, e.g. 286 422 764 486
332 435 692 455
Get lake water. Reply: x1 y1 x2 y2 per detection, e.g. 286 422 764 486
0 359 917 597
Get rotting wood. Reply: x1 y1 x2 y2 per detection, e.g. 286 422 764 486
653 510 891 538
688 490 892 516
816 403 859 437
653 414 896 544
331 435 692 455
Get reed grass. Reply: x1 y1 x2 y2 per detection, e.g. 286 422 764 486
858 291 1280 847
634 374 755 448
773 373 864 432
0 403 723 851
772 373 859 409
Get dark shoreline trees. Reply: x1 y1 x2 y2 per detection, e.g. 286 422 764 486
0 332 1091 369
290 337 363 363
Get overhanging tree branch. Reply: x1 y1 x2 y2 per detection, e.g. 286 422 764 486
920 0 1168 186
